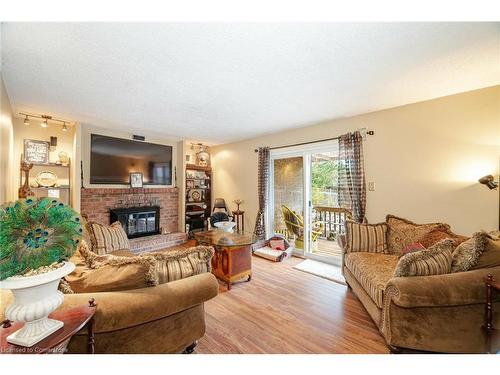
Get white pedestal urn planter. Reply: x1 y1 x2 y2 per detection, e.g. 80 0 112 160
0 262 75 347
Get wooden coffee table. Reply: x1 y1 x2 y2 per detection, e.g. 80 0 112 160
1 299 97 354
195 230 257 290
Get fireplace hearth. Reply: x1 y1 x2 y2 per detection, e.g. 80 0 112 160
110 206 160 239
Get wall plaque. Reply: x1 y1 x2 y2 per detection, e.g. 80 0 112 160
24 139 50 164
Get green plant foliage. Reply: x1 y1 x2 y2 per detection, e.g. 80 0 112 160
0 198 83 280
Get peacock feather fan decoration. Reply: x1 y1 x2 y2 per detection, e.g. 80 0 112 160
0 197 83 281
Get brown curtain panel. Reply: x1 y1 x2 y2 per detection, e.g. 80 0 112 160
254 147 270 240
338 131 366 223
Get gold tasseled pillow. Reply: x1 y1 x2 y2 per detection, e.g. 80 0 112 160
86 221 130 255
146 246 214 284
386 215 451 255
65 242 158 293
393 239 454 277
451 231 500 272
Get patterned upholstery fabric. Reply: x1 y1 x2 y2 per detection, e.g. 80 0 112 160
86 221 130 255
451 231 499 272
385 215 450 255
345 221 388 253
419 228 469 249
148 246 214 284
473 232 500 270
67 242 214 291
344 252 399 308
394 239 454 277
68 241 158 292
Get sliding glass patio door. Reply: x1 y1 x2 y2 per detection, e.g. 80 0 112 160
268 141 344 265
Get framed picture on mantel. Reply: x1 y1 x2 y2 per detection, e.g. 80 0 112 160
130 172 143 188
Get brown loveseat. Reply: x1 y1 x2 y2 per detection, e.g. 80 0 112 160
342 218 500 353
0 245 219 354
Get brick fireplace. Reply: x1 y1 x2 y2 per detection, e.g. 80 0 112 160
80 187 179 235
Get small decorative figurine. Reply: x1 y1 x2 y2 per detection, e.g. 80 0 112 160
233 199 244 212
18 161 35 198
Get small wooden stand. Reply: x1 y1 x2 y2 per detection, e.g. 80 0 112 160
232 210 245 232
1 299 97 354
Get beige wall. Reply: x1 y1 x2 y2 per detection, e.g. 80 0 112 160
211 86 500 236
0 74 14 203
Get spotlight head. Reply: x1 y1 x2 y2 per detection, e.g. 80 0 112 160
23 115 30 126
479 175 499 190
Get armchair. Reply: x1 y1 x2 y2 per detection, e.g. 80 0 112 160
281 205 324 250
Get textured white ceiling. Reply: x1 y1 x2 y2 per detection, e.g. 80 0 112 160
1 22 499 144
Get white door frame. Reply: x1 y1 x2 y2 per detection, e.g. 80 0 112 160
268 140 339 261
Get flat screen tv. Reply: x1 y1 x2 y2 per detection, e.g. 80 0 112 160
90 134 173 185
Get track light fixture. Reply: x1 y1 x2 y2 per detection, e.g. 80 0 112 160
19 112 73 131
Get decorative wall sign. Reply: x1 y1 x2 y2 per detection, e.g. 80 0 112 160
24 139 50 164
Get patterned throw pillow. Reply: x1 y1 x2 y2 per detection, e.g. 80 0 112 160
451 231 500 272
269 239 285 251
345 221 388 253
146 246 214 284
86 221 130 255
400 242 426 257
67 242 158 293
393 239 454 277
419 228 469 249
385 215 451 255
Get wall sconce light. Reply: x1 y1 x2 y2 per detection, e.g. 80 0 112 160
479 175 499 190
479 174 500 231
23 115 30 126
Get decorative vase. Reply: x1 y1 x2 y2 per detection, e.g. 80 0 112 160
0 262 75 347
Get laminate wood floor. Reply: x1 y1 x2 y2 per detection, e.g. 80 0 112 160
197 253 389 354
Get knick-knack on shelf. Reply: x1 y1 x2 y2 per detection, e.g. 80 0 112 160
18 161 35 199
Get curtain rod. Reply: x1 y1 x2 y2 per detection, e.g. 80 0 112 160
253 130 374 152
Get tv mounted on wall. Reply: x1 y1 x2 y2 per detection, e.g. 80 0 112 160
90 134 173 185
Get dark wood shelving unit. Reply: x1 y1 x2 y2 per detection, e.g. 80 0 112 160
185 164 212 234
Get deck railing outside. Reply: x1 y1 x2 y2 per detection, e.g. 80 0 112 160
273 205 351 241
312 206 352 239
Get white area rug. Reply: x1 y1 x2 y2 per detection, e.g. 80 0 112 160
293 259 346 285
